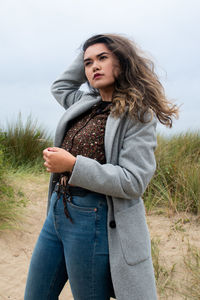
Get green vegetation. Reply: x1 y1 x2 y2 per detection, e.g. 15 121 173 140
180 245 200 299
151 238 176 297
1 113 52 171
151 239 200 299
0 130 26 229
0 182 26 230
144 132 200 214
0 114 52 229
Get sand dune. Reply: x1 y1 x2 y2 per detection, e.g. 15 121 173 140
0 175 72 300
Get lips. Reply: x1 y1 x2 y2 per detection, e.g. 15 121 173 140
93 73 103 80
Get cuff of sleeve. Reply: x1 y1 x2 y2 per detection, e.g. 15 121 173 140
68 155 104 192
68 155 85 187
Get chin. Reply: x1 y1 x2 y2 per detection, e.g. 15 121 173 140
92 82 112 90
92 84 105 89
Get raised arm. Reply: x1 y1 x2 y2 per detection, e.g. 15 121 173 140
51 53 87 109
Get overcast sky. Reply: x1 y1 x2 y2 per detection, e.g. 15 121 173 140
0 0 199 137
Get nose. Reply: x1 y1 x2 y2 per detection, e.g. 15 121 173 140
92 60 100 72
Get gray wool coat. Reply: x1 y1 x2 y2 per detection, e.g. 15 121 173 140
48 53 158 300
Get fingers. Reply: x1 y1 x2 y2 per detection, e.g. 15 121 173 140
44 160 51 172
43 149 49 160
43 148 53 160
44 160 49 168
43 148 57 173
43 148 57 172
43 147 61 159
47 147 59 152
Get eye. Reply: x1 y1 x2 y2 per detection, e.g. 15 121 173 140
99 55 107 60
84 61 92 67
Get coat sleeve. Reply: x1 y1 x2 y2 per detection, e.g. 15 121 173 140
68 116 157 200
51 53 87 109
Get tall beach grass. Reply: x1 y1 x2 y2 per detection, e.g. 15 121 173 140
0 114 52 229
181 244 200 299
144 131 200 214
151 238 176 297
1 113 52 171
0 130 25 229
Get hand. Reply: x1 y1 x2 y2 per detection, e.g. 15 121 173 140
43 147 76 173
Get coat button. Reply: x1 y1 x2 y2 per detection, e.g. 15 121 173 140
109 220 116 228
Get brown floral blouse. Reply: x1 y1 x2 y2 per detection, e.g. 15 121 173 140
61 100 112 164
56 100 112 222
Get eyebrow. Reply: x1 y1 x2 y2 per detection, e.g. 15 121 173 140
84 51 109 63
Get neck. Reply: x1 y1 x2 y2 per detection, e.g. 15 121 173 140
99 86 114 102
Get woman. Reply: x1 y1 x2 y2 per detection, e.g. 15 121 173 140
24 34 178 300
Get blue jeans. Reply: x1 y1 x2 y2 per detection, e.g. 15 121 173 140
24 190 114 300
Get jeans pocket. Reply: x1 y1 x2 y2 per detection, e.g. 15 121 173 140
68 195 97 213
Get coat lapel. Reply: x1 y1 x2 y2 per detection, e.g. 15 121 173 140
104 114 122 163
105 108 128 163
54 97 101 146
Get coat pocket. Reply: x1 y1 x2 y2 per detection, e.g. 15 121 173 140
115 200 151 266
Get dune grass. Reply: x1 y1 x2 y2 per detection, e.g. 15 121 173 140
180 245 200 299
151 238 200 299
144 132 200 214
0 139 26 229
151 238 176 297
0 114 52 229
1 113 52 171
0 183 26 230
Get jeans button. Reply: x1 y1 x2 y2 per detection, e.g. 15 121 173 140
109 220 116 228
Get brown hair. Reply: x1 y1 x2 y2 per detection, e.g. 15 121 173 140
82 34 178 127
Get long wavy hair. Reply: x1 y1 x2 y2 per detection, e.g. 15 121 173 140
82 34 178 127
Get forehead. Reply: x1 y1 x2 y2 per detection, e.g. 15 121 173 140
84 43 111 59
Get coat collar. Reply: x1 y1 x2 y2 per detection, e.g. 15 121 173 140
104 114 121 163
105 108 128 163
54 96 101 146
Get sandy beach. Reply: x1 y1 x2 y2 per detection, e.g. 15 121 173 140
0 174 199 299
0 175 73 300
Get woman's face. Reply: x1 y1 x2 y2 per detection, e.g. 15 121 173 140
84 43 120 91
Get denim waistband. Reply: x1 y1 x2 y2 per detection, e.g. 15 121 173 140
54 182 104 197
